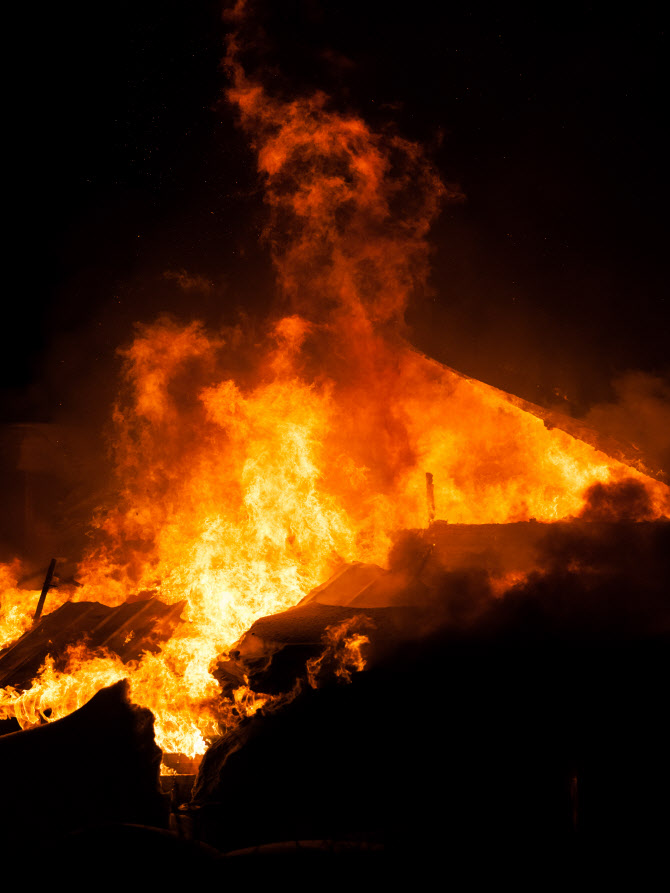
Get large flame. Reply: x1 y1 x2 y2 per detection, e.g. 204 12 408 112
1 6 668 759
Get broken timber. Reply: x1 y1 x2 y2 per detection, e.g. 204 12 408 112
33 558 57 623
0 596 185 692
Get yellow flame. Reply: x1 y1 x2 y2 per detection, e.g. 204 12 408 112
1 19 669 759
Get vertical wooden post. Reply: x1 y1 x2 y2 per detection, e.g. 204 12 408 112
425 472 435 526
33 558 57 623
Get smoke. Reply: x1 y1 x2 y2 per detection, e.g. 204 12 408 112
460 515 669 642
583 372 670 479
578 478 657 522
370 503 670 656
163 269 215 295
223 0 456 334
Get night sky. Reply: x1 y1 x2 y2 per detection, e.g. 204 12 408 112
5 1 668 427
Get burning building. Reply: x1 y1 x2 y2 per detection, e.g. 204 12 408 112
1 1 668 867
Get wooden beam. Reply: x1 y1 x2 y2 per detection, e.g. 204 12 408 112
33 558 57 623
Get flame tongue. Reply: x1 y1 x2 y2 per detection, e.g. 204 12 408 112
1 14 668 758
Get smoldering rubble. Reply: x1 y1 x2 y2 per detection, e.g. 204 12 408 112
1 481 667 863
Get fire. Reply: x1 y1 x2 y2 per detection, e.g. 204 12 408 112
307 617 372 688
0 561 69 651
1 6 669 761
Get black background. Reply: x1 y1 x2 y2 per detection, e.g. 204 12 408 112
4 0 668 424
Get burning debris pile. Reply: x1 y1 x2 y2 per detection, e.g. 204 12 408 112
1 0 669 860
0 595 185 697
3 514 667 859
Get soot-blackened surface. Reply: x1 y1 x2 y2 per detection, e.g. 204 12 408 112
194 519 669 856
0 679 167 848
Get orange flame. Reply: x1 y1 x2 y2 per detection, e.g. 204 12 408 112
1 8 668 760
307 617 372 688
0 561 69 651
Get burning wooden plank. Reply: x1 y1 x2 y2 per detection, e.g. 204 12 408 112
32 557 57 622
420 352 668 482
0 596 185 692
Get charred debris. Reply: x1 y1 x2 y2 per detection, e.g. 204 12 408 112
1 517 668 872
